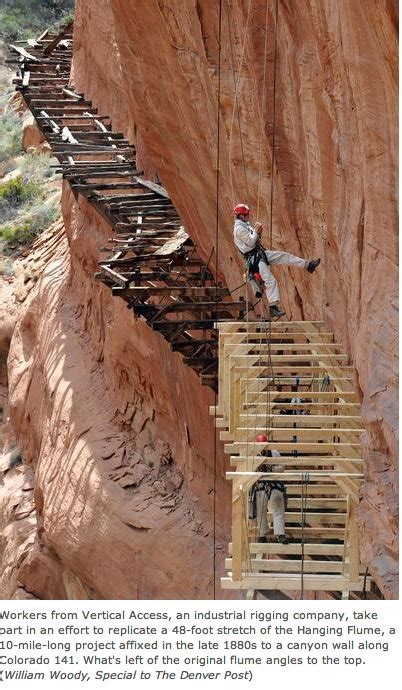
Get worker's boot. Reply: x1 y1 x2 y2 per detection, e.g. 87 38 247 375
269 305 285 319
276 534 290 545
306 258 321 273
257 536 267 543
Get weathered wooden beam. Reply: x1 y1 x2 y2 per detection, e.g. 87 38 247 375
43 21 74 55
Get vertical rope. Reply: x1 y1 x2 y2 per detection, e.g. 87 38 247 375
227 0 253 206
256 0 270 221
269 0 280 250
213 0 223 601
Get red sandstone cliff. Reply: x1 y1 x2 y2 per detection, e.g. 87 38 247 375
1 0 398 598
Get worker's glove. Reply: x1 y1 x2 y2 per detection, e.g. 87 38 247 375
254 222 263 234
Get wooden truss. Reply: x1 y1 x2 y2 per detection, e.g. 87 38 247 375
9 24 246 391
212 320 369 596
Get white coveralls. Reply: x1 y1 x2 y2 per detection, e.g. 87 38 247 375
233 219 307 305
255 449 286 538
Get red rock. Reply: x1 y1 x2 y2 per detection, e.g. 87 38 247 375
22 114 50 153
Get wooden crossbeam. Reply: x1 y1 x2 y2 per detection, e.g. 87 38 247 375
244 390 359 401
221 575 367 592
228 542 346 555
229 457 363 467
238 413 363 425
225 559 345 573
230 353 349 364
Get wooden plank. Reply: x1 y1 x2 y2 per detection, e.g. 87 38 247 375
135 177 170 199
152 319 216 328
243 403 361 412
266 512 347 524
348 502 360 581
225 559 344 574
227 471 363 479
36 114 110 120
216 321 325 330
231 353 349 363
122 286 228 296
71 183 141 192
232 494 243 581
245 391 359 400
287 498 347 510
222 342 344 352
28 98 92 106
221 575 367 591
10 44 40 61
43 21 74 55
99 266 128 288
228 542 345 555
230 457 363 468
238 413 362 425
219 332 336 343
229 427 363 441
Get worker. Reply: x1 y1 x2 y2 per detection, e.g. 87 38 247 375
249 449 289 544
233 203 320 319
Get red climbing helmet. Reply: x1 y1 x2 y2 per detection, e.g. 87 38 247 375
233 203 250 217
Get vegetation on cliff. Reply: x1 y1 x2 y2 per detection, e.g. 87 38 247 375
0 1 73 42
0 2 68 256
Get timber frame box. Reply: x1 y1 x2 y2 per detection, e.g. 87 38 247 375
211 320 369 597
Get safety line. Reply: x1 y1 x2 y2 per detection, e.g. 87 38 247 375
269 0 280 250
256 0 270 220
226 0 253 206
213 0 223 601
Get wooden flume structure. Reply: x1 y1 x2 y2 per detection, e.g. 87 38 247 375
212 320 368 595
9 23 245 392
10 23 370 597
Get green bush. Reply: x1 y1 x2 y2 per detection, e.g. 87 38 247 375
0 202 59 248
0 1 74 42
0 175 44 224
0 175 42 204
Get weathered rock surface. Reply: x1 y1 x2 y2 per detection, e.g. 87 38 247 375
71 0 398 598
2 1 397 598
22 114 50 153
4 209 232 599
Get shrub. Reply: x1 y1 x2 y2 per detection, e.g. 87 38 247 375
20 151 54 182
0 202 59 248
0 175 42 204
0 107 22 163
0 2 74 42
0 175 44 224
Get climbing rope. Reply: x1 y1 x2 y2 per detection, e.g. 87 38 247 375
213 0 223 601
226 0 251 206
226 0 253 207
256 0 271 221
268 0 280 251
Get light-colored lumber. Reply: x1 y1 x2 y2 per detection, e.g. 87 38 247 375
221 575 368 591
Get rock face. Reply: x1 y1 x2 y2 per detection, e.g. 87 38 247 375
3 212 232 599
2 1 397 598
22 114 50 153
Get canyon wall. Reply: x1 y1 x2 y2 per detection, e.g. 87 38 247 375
2 0 397 598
